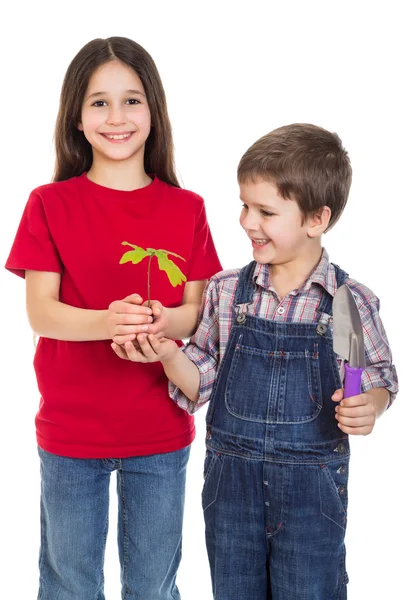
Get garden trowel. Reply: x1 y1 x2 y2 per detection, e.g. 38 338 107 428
332 284 365 398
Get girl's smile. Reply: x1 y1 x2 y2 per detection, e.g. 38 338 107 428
100 131 136 143
78 60 151 166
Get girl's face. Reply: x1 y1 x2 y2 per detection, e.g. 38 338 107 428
78 60 152 166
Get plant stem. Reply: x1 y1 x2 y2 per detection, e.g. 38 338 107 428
147 254 153 307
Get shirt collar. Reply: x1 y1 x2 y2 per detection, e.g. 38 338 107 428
253 248 338 297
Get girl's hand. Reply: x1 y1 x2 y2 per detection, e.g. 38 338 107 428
111 334 179 364
331 388 377 435
108 294 153 345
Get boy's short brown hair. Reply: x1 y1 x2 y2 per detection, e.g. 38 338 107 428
237 123 352 231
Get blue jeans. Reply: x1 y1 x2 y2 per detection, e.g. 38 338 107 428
37 445 190 600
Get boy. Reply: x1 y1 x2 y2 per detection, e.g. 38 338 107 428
113 124 398 599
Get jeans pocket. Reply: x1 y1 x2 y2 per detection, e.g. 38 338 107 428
318 460 349 531
202 450 224 512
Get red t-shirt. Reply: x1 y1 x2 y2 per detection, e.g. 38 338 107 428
6 174 222 458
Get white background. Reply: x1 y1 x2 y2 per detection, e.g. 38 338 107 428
0 0 416 597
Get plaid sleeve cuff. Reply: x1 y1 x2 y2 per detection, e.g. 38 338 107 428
168 343 218 415
361 363 399 408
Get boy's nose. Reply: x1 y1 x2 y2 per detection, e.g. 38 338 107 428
240 213 259 232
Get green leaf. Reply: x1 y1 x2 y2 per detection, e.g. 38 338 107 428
120 250 137 264
158 249 186 262
119 245 149 265
156 252 187 287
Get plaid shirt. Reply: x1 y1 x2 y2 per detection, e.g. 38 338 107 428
169 249 398 414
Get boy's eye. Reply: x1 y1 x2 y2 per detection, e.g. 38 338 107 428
260 209 275 217
241 203 248 210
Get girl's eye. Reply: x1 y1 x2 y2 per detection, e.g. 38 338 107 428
92 100 107 107
126 99 140 105
260 209 275 217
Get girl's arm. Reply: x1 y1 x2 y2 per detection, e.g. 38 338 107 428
26 271 152 342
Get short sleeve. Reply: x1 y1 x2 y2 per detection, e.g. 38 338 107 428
5 191 63 278
186 200 222 282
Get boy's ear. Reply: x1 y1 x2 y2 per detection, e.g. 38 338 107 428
307 206 331 238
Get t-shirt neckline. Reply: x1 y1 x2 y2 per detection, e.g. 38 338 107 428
80 172 159 195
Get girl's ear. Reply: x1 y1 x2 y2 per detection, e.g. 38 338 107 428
77 122 84 131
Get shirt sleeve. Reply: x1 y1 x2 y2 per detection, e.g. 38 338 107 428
169 277 221 414
186 199 222 282
354 289 398 407
5 190 63 278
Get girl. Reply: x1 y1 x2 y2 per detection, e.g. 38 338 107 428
5 37 221 599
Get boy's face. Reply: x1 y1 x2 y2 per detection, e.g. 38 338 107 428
239 179 315 268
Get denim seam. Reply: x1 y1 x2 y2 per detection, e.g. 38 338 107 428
202 457 224 512
37 494 45 600
99 511 108 596
120 469 130 600
207 447 350 465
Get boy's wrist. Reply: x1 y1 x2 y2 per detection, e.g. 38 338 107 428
160 344 182 366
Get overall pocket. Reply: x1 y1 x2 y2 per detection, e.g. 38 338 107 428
202 450 224 511
225 341 322 424
319 459 349 531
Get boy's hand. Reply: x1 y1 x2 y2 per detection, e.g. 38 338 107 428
331 389 377 435
111 334 179 364
108 294 153 345
142 300 169 338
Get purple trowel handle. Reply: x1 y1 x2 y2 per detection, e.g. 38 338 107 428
343 364 364 398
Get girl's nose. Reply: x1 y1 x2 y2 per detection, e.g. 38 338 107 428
106 106 126 126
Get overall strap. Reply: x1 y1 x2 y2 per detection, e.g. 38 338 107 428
317 263 349 316
234 261 257 306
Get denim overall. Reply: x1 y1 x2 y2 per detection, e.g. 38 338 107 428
202 261 350 600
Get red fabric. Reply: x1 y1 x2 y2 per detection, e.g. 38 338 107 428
5 174 222 458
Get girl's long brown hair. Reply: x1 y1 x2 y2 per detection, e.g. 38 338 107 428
53 37 180 187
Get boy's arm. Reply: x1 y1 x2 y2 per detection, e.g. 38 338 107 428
161 348 201 403
365 387 390 417
166 280 207 339
168 278 221 413
112 277 222 413
138 280 207 341
332 387 389 435
332 284 397 434
357 291 398 407
115 338 202 403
